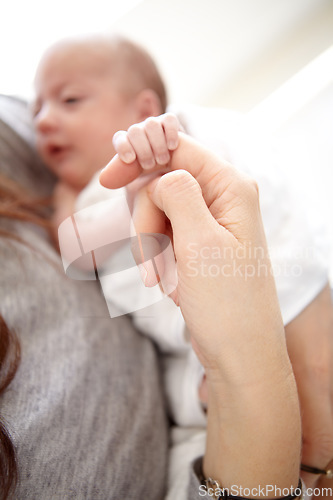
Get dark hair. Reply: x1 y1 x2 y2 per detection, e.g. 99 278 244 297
0 173 51 498
0 175 51 230
0 316 21 500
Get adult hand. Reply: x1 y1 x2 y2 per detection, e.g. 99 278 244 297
100 133 301 491
101 134 277 368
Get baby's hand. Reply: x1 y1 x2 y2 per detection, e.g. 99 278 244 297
112 113 181 170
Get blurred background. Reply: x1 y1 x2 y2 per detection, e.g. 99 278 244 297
1 0 332 109
1 0 332 278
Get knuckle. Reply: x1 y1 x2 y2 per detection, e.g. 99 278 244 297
242 174 259 196
162 112 179 128
127 124 141 138
249 181 260 206
249 178 259 196
239 174 260 204
144 117 158 131
227 173 260 215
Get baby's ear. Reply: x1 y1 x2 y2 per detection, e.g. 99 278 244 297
133 89 163 121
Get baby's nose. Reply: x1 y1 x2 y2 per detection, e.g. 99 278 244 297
34 103 58 133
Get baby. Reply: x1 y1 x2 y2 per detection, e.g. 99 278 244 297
33 34 207 428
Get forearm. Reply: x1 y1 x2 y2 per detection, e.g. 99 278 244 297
285 282 333 487
203 324 301 495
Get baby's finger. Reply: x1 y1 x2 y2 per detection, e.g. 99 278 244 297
100 155 170 190
144 117 170 166
112 131 136 164
127 124 155 170
161 113 180 150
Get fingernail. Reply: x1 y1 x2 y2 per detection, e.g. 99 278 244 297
124 152 136 164
141 159 155 170
168 140 178 150
156 154 169 165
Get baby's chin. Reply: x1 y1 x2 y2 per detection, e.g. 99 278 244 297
46 161 83 190
66 167 100 191
48 152 108 190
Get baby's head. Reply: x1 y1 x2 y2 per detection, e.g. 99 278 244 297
33 35 167 190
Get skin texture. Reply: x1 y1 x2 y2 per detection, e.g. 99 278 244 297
101 133 301 493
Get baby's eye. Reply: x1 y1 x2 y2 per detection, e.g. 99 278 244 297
63 96 81 104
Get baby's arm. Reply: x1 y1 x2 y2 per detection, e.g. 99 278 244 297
112 113 181 170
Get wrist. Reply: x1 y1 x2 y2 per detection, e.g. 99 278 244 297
203 366 301 492
203 324 292 393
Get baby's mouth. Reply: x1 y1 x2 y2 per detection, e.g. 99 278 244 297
48 144 70 159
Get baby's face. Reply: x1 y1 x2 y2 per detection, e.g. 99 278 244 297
33 44 136 190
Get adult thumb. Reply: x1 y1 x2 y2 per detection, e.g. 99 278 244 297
132 169 216 296
148 169 215 258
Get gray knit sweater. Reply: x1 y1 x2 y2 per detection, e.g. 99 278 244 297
0 94 203 499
